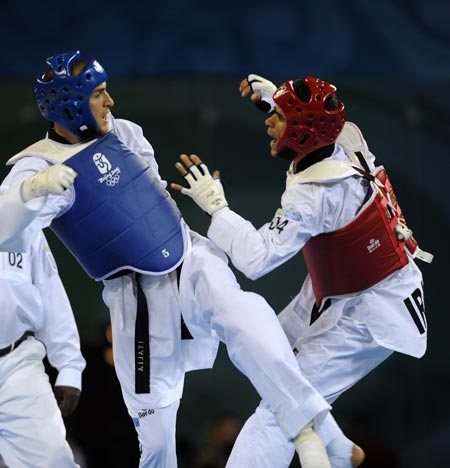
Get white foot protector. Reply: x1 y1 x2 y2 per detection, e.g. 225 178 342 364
327 435 365 468
327 433 353 468
295 425 332 468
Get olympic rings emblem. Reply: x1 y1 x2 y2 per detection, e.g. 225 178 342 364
106 174 121 186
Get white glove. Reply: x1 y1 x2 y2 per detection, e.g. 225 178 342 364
21 164 77 202
247 73 277 113
180 160 228 216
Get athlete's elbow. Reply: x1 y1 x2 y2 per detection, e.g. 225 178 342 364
236 263 265 281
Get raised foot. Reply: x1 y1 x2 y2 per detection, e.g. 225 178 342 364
351 444 365 467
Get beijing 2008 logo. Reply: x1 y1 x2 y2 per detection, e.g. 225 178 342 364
93 153 121 187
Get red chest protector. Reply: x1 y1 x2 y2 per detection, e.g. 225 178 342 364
302 166 416 306
289 122 432 307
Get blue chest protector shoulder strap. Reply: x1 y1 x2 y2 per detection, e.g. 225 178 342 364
51 132 185 280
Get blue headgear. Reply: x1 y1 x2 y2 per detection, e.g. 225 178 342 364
34 50 108 139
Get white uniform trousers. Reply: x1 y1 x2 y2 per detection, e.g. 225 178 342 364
226 310 393 468
180 233 330 440
104 232 331 467
128 400 180 468
0 339 78 468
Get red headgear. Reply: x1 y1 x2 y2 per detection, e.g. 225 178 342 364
272 76 345 160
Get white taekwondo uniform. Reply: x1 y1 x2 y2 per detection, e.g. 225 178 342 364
207 123 429 467
0 117 331 467
0 230 85 468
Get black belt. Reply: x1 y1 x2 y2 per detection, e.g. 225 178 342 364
0 331 34 358
134 266 192 394
135 274 150 394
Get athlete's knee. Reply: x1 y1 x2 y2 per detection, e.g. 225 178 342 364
138 428 177 468
139 440 176 468
212 290 274 333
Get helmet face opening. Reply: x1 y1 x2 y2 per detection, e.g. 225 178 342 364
273 77 345 160
34 50 108 139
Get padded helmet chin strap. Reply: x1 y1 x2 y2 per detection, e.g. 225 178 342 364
277 147 298 161
34 50 108 140
273 77 345 161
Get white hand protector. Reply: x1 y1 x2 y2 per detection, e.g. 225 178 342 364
181 162 228 216
247 73 277 113
21 164 77 202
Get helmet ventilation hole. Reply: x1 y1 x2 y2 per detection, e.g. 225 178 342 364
64 108 75 121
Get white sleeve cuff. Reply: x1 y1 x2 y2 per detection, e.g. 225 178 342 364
55 367 83 390
208 208 250 252
14 181 47 211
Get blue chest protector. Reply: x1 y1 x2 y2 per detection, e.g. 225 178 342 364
51 132 185 280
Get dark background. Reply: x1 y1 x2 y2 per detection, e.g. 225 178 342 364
0 1 449 467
